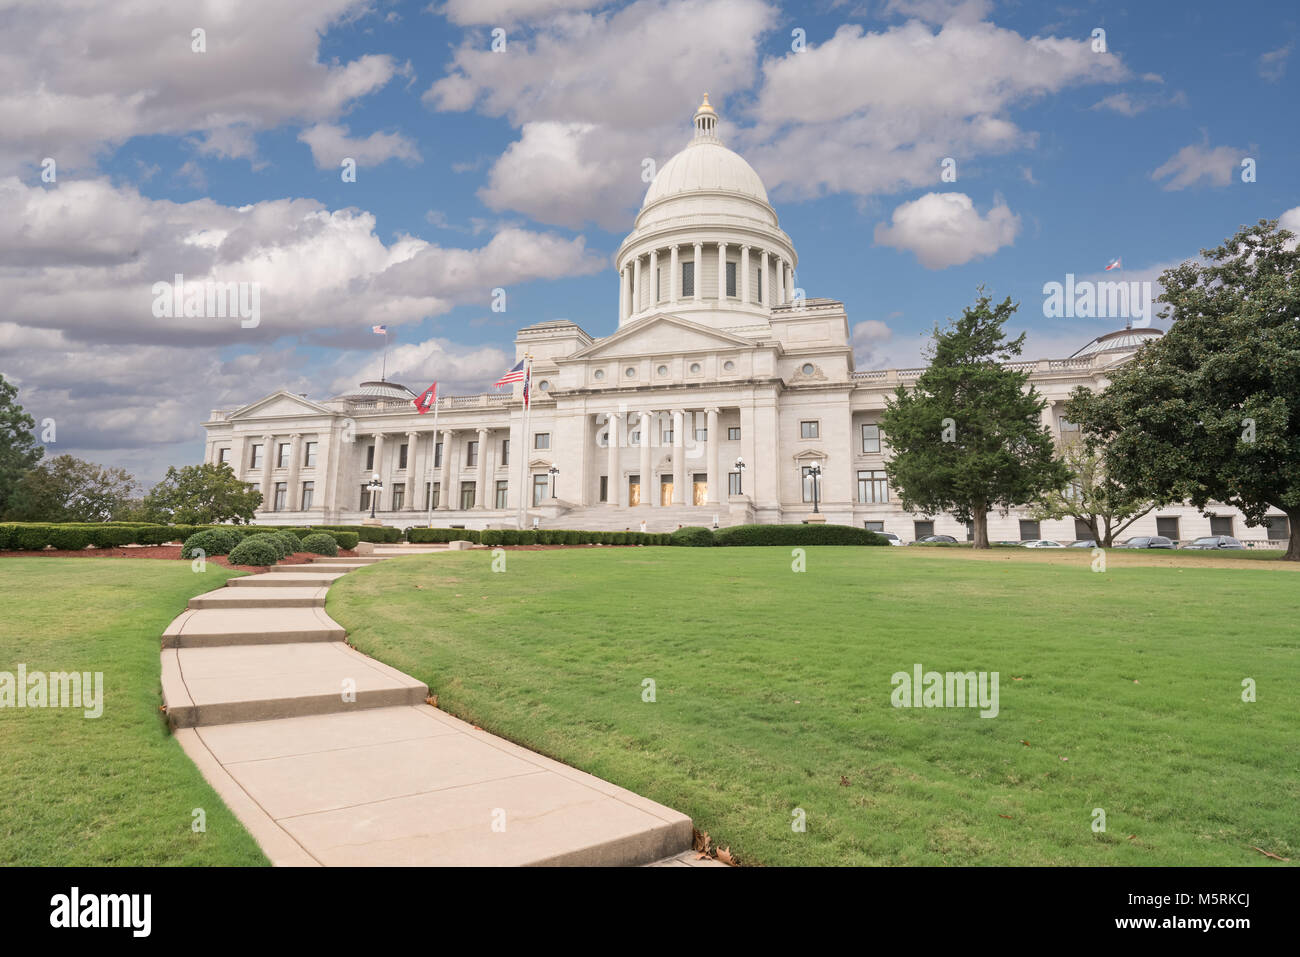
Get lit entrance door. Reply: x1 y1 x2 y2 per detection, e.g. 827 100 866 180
660 476 673 506
692 473 707 506
628 474 641 506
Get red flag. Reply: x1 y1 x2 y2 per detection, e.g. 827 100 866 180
413 381 437 414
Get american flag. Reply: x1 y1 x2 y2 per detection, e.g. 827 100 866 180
372 324 387 334
1105 258 1122 272
522 361 532 410
494 359 526 386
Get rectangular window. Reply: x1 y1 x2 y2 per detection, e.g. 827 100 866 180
655 267 661 304
360 485 371 511
801 420 819 439
500 439 509 466
1074 518 1093 540
304 441 317 468
662 429 673 444
532 475 549 506
251 444 264 469
399 444 408 470
460 482 476 510
631 430 641 445
682 261 694 297
727 427 741 441
301 481 314 510
801 466 820 503
466 441 479 467
273 482 287 511
861 423 881 454
277 443 290 468
857 470 888 503
434 441 443 468
864 521 884 532
725 261 736 297
599 475 608 503
1155 516 1179 540
914 520 934 540
365 445 375 471
1265 516 1289 540
728 471 742 496
218 447 231 465
1019 520 1041 541
428 482 439 509
757 266 763 304
695 428 707 442
534 433 550 450
1210 515 1233 536
495 480 509 509
392 483 405 511
1059 417 1080 433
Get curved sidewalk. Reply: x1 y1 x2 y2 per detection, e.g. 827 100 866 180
162 546 697 867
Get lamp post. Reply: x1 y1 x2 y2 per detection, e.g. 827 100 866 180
548 465 559 500
808 462 822 514
734 456 746 495
367 472 383 519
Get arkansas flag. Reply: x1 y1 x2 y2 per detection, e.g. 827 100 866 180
1105 257 1122 271
413 382 437 414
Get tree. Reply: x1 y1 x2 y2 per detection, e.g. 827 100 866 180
142 463 262 525
0 373 44 515
881 289 1070 548
1027 434 1156 547
1074 218 1300 560
4 454 139 522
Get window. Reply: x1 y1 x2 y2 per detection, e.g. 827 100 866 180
689 362 702 374
360 485 371 510
534 433 550 450
495 480 509 509
1156 516 1179 540
802 363 815 375
1019 520 1041 541
1074 519 1093 540
631 430 641 445
251 444 264 469
501 439 510 466
389 483 403 511
625 366 636 378
857 470 888 503
728 427 741 441
801 466 820 503
914 520 934 539
218 447 231 465
757 266 763 304
398 444 408 469
434 441 443 468
428 482 439 509
682 261 694 297
1210 516 1233 536
1059 417 1080 433
801 420 819 439
365 445 375 471
599 475 608 503
538 380 550 392
725 261 736 297
466 441 479 467
273 482 287 511
460 482 476 509
864 521 884 533
861 424 881 454
304 441 317 468
695 428 707 441
593 369 605 380
277 443 290 468
1265 516 1290 540
657 365 668 376
532 475 549 506
728 471 742 495
301 481 314 510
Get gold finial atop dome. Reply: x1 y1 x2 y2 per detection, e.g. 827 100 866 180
693 93 719 139
696 92 715 115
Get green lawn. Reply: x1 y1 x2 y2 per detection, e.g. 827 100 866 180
329 547 1300 866
0 559 268 866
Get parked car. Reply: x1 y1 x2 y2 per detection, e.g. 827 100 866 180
994 540 1021 546
916 534 958 543
1114 536 1176 549
875 531 905 546
1068 539 1097 548
1181 535 1244 550
1022 539 1065 548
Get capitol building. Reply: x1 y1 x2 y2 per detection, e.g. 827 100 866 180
201 97 1286 544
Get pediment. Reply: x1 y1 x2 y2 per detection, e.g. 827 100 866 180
792 448 829 463
227 390 335 420
568 314 756 361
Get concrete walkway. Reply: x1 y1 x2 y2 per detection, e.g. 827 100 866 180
162 545 698 866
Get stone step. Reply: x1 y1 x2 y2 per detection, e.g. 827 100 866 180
162 641 428 728
267 562 369 574
162 607 345 647
227 572 348 587
189 586 328 609
310 556 388 564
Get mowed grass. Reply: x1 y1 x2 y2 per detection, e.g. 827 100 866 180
0 559 268 866
329 546 1300 866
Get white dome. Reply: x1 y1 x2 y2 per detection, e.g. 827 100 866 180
642 140 769 209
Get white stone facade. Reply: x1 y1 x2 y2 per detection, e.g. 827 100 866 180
200 99 1288 545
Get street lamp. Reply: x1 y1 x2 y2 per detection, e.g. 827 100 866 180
808 462 822 514
734 457 746 495
548 465 559 499
367 472 383 519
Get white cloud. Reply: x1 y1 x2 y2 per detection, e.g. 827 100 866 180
299 123 423 169
438 0 610 26
1151 141 1242 190
1258 43 1292 83
1090 89 1187 116
873 192 1020 269
850 319 894 368
882 0 992 23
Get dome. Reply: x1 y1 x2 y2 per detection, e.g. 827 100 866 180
334 379 416 401
1070 327 1163 359
640 94 770 211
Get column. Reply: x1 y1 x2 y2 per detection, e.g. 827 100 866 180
717 242 727 300
786 261 796 302
639 410 653 508
672 410 686 505
692 242 702 301
475 427 489 508
669 245 679 304
761 250 771 306
230 435 247 482
648 249 658 308
287 433 303 511
774 256 785 305
316 431 334 516
740 245 751 303
606 412 621 506
437 429 452 509
259 433 274 507
619 266 629 322
632 256 641 315
705 409 720 505
405 430 420 510
372 433 386 511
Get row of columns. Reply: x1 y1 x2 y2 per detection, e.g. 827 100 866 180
619 242 796 321
602 407 724 507
365 427 496 511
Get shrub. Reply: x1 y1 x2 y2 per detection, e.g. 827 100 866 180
329 531 359 551
245 532 288 561
0 524 14 550
300 533 339 556
712 524 889 547
407 527 481 544
228 536 281 567
12 525 52 550
670 526 715 547
48 526 90 551
87 525 137 548
181 529 237 559
274 530 303 555
480 530 501 546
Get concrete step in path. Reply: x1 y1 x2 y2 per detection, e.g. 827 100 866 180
267 562 369 574
163 554 698 867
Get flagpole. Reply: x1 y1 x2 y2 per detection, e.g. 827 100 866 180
515 354 532 530
381 330 388 381
425 389 440 528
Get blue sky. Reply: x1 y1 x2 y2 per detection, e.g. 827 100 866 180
1 0 1296 482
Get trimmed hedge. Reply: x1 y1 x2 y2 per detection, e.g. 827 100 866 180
711 524 890 547
181 529 239 559
300 533 339 557
314 524 401 544
670 525 716 546
0 522 365 552
272 530 303 556
228 536 281 567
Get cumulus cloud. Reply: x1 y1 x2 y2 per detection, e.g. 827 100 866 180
1258 43 1292 83
1151 141 1243 190
299 124 422 169
881 0 992 23
850 319 895 368
437 0 610 25
1089 90 1187 116
873 192 1020 269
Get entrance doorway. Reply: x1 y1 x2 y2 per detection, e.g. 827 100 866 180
660 476 673 506
692 473 707 506
628 474 641 506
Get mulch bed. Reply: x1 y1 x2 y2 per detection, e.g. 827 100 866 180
0 546 357 574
